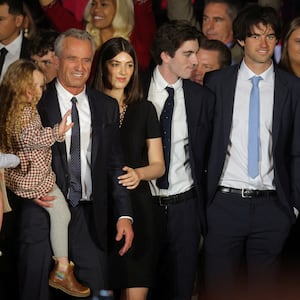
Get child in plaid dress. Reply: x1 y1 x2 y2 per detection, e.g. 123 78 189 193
0 60 90 297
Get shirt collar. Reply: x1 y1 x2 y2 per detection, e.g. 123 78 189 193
153 66 183 92
0 33 23 55
239 59 274 83
55 79 87 104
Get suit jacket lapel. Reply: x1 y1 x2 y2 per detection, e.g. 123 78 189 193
272 68 288 149
43 83 68 172
222 66 239 150
87 89 101 170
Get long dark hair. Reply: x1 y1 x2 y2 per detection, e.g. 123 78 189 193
93 37 143 105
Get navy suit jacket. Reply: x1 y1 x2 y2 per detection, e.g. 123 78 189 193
38 81 133 250
204 64 300 220
143 74 215 231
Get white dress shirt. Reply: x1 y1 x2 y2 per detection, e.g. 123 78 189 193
56 80 92 201
147 67 194 196
219 60 275 190
0 33 22 82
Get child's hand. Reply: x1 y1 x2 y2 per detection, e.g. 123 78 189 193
58 109 73 136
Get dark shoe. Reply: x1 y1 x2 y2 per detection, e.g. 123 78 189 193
49 260 90 297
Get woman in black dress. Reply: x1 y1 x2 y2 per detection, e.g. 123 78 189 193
92 37 165 300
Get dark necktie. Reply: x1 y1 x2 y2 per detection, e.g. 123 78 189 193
69 97 82 207
0 48 8 77
248 76 262 178
156 86 174 189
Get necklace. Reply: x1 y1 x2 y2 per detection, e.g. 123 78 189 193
119 104 128 128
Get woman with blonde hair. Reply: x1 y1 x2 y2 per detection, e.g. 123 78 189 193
38 0 156 71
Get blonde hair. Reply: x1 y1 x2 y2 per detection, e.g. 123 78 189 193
0 60 42 152
85 0 134 48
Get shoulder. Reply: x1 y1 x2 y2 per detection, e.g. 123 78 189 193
182 79 215 98
87 88 119 124
275 67 300 87
131 99 155 109
128 99 157 116
206 65 238 81
87 87 118 109
203 65 239 91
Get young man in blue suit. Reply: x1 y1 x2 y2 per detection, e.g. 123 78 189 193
204 5 300 297
13 29 134 300
146 20 215 300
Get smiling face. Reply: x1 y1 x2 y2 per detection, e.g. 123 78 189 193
105 51 134 91
239 23 277 73
89 0 116 30
56 36 94 95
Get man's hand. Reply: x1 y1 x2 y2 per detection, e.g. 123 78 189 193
33 195 55 208
115 218 134 256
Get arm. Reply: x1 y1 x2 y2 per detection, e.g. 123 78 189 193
0 169 12 231
118 137 165 189
21 110 72 150
105 101 134 255
0 153 20 169
39 0 85 32
167 0 200 29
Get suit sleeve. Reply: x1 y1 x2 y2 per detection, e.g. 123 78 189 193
104 101 133 219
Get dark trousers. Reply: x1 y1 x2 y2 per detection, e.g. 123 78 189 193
16 198 106 300
204 191 291 297
151 196 201 300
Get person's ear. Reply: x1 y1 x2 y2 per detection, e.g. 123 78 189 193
161 51 171 64
15 14 24 29
237 39 245 48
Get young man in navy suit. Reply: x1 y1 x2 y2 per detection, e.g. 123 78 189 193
204 5 300 298
13 29 134 300
146 20 215 300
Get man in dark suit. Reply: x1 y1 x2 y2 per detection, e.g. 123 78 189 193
203 5 300 298
0 0 30 81
146 20 215 300
14 29 134 300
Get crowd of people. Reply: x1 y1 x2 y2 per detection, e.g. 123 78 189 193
1 1 300 300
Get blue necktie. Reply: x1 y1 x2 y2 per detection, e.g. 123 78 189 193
69 97 82 207
156 87 174 189
248 76 262 178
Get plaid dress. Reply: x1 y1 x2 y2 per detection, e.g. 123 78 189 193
5 106 64 199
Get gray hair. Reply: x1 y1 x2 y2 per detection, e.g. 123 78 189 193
54 28 96 57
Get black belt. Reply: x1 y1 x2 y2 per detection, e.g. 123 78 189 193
154 188 196 206
218 186 276 198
